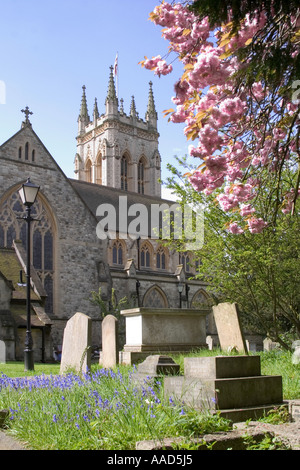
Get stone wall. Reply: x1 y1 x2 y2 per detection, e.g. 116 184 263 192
0 123 103 347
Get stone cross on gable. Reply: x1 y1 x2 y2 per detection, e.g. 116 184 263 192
21 106 33 124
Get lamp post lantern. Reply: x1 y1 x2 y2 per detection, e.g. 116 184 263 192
178 282 184 309
18 178 40 371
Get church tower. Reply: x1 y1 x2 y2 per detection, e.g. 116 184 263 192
74 66 161 197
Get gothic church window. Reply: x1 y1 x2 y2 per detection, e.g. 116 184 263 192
25 142 29 160
179 252 190 272
156 245 166 270
121 155 128 191
138 158 145 194
85 159 92 183
32 149 35 162
143 286 168 308
140 242 152 268
18 147 22 159
96 153 102 185
112 240 123 265
0 189 55 314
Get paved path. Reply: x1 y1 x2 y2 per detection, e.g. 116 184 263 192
0 430 27 450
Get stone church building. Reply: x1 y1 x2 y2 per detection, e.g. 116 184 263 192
0 67 212 362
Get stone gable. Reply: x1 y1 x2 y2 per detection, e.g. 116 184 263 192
0 123 104 346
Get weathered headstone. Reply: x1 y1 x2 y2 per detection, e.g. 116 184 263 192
212 302 248 353
60 312 92 374
0 340 5 363
101 314 119 368
292 340 300 365
137 355 180 376
120 307 208 364
164 355 285 423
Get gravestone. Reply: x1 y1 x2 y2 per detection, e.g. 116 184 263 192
120 307 208 364
292 340 300 365
60 312 92 374
101 314 119 368
212 302 248 353
137 355 180 377
0 340 5 363
164 355 285 423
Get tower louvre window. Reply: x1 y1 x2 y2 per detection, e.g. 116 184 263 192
138 159 145 194
25 142 29 160
121 156 128 191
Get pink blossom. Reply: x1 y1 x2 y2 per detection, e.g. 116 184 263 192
204 154 228 174
144 2 299 230
143 56 173 76
155 60 173 76
219 97 246 119
228 222 244 234
170 105 189 123
217 193 239 211
173 80 191 105
240 204 256 216
251 82 266 101
247 217 267 233
272 127 286 141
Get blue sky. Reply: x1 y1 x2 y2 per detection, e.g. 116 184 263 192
0 0 189 198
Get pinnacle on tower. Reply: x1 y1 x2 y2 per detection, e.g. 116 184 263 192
145 81 158 121
78 85 90 123
93 97 99 121
130 96 137 118
105 66 118 105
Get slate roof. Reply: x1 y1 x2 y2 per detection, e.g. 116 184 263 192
0 247 51 327
69 178 179 237
0 247 38 301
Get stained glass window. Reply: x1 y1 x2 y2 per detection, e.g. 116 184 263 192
143 287 168 308
138 159 145 194
121 156 128 191
156 246 166 270
33 230 42 270
112 240 123 265
0 189 55 313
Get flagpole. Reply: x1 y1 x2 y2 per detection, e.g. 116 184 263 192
114 52 119 98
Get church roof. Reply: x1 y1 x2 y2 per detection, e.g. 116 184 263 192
69 179 178 238
0 247 40 301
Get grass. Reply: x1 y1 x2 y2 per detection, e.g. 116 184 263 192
0 362 60 378
0 349 299 450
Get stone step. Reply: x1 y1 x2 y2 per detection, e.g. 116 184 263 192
164 375 283 411
217 402 289 423
214 375 283 409
184 355 261 379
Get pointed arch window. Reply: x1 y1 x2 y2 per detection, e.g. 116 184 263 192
179 251 190 272
121 155 128 191
138 158 145 194
143 286 168 308
140 242 152 269
156 246 166 270
25 142 29 161
112 240 124 265
85 159 92 183
0 189 55 314
96 153 102 185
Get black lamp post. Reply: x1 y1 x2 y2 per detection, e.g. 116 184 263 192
178 282 184 309
136 280 141 307
18 178 40 371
